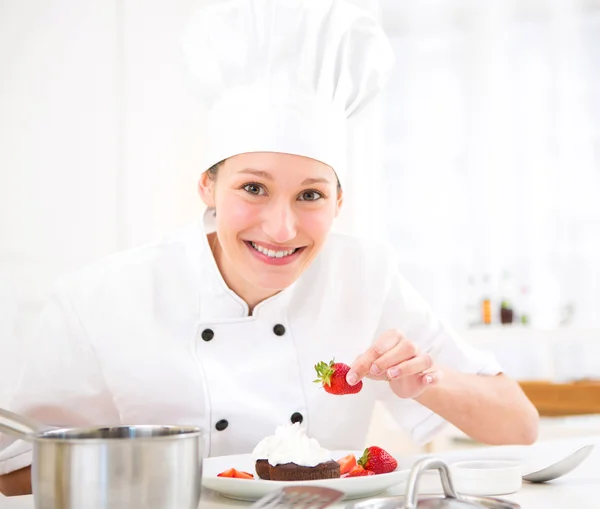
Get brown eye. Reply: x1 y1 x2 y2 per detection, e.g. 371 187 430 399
298 190 323 201
243 183 266 196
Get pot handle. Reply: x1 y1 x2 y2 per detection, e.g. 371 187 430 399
0 407 51 440
403 457 459 509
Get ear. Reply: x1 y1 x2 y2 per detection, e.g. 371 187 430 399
198 171 216 208
334 188 344 218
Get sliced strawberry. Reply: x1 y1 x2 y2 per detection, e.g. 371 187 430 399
347 464 375 477
233 470 254 479
217 468 254 479
337 453 357 475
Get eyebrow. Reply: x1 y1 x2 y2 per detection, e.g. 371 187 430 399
238 169 331 185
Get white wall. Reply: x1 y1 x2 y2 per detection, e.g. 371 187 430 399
0 0 120 305
119 0 209 247
0 0 121 407
379 2 600 331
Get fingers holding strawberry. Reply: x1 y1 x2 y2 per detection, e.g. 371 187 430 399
314 359 363 395
344 330 401 385
346 329 441 399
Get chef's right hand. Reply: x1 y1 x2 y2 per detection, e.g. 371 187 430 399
346 328 441 399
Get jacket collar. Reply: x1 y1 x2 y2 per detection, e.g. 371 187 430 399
187 207 296 323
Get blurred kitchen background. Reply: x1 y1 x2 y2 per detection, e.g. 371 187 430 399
1 0 599 451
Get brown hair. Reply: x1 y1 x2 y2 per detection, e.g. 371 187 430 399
206 160 225 181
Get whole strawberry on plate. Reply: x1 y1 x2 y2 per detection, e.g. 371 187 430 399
358 446 398 474
314 359 363 395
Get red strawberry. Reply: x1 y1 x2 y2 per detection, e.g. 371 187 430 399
314 359 362 395
235 471 254 479
337 453 357 475
347 465 375 477
218 468 254 479
358 446 398 474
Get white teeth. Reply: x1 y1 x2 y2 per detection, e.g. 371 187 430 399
251 242 297 258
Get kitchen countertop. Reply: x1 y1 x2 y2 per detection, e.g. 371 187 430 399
3 435 599 509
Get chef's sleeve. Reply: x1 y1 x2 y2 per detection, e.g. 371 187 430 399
376 268 503 446
0 279 120 475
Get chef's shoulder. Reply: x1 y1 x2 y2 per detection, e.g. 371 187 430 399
52 224 199 304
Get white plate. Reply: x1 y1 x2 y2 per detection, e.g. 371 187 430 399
202 451 410 501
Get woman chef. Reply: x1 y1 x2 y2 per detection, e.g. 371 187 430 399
0 0 538 496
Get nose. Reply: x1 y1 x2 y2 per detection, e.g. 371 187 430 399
261 200 298 243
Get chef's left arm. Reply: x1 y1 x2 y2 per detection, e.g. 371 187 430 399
347 329 539 445
415 366 539 445
347 261 539 447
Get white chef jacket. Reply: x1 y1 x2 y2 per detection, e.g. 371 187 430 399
0 210 502 475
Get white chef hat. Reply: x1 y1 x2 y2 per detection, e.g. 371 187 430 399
181 0 394 186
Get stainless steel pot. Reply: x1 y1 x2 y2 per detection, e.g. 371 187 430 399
0 408 204 509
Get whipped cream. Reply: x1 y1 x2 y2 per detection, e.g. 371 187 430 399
252 423 333 467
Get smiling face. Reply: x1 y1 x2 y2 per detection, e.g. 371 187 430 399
199 152 343 307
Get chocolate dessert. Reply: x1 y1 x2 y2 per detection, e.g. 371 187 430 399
268 460 341 481
255 459 271 480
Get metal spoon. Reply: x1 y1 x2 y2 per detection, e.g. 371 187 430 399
522 444 595 483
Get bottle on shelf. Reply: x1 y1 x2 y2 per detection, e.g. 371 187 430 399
499 270 514 325
481 274 492 325
500 300 514 324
